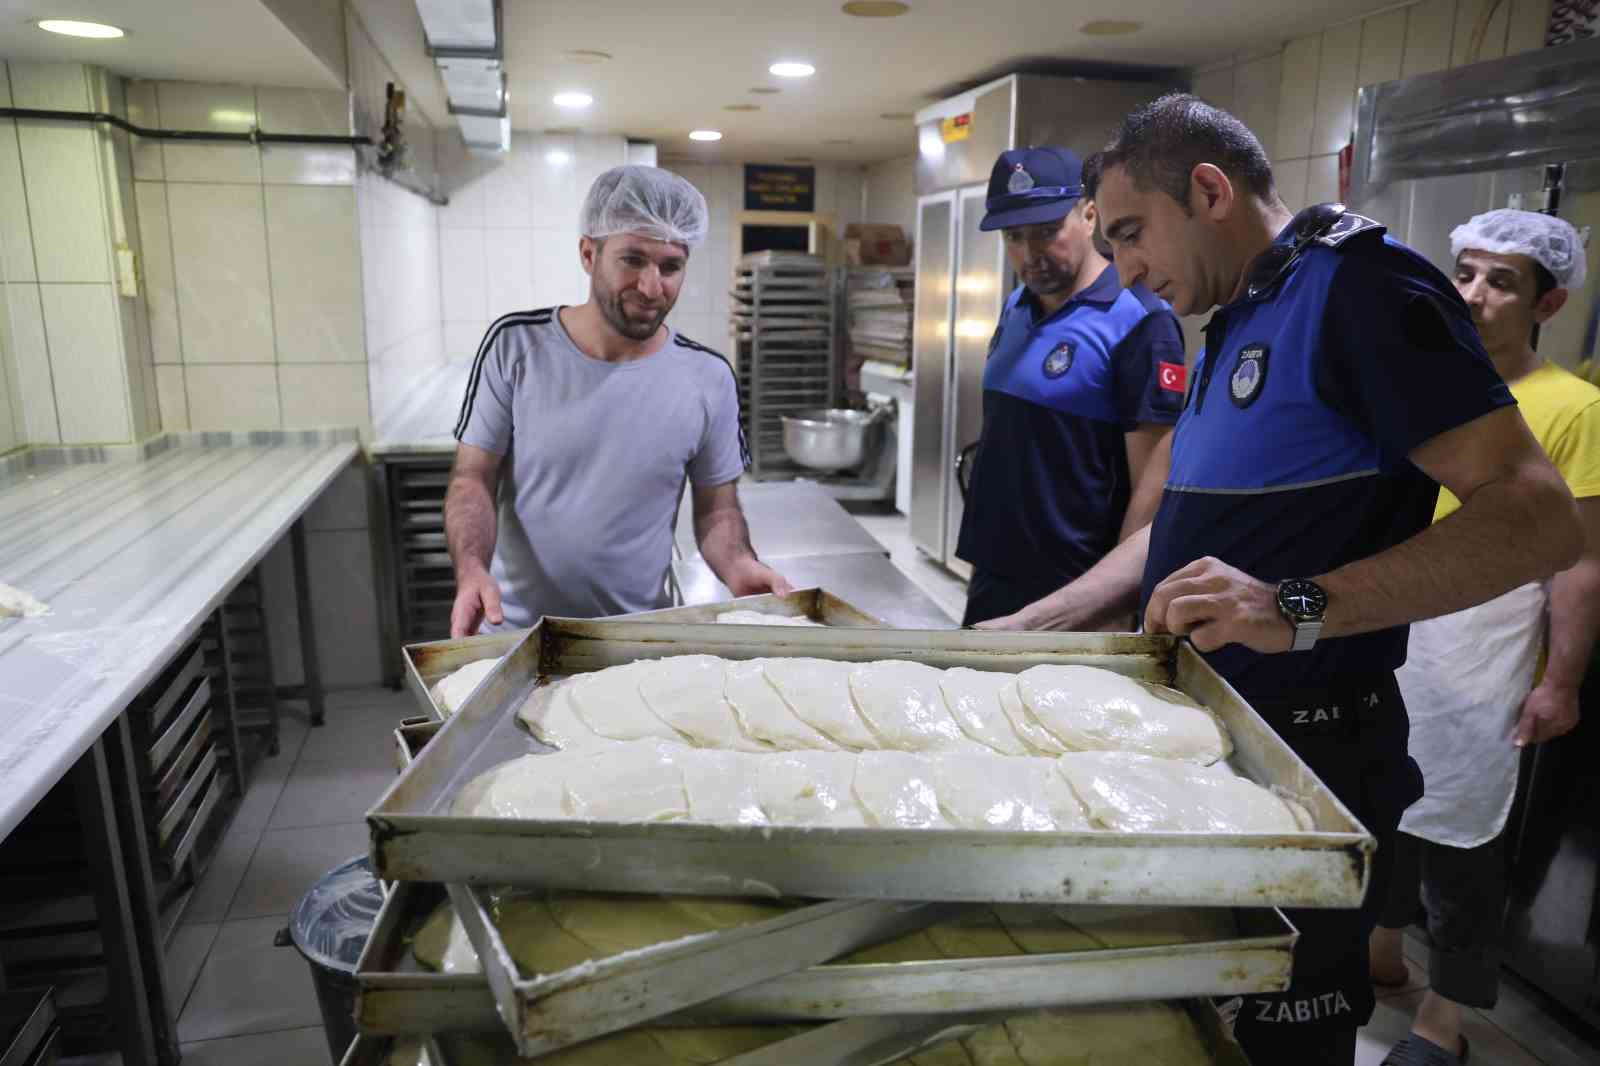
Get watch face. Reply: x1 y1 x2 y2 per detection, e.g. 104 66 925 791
1278 579 1328 621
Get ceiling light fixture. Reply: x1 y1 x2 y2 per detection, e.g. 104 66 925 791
842 2 911 17
750 86 781 95
553 91 593 109
545 149 572 164
36 18 124 39
1080 19 1143 36
724 104 760 112
689 130 723 142
563 49 612 64
769 61 816 79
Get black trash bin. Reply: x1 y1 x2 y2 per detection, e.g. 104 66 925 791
289 854 386 1064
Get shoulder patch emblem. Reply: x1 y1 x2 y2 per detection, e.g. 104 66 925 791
1042 341 1075 379
1230 343 1268 408
1315 212 1384 248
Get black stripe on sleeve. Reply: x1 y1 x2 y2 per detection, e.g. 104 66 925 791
674 332 749 470
453 309 554 440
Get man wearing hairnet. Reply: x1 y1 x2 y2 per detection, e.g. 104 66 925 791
1370 210 1600 1066
445 165 791 635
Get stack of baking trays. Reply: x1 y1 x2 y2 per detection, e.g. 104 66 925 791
348 592 1375 1065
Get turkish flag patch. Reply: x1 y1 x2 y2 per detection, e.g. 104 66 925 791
1158 361 1187 393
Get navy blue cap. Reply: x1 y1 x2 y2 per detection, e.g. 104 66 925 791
979 146 1085 232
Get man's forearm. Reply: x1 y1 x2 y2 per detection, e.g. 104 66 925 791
696 506 760 582
1019 525 1151 630
1543 554 1600 689
1318 474 1581 639
446 478 498 577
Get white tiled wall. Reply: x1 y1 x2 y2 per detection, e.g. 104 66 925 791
0 61 152 445
435 131 626 364
1179 0 1556 359
349 7 446 443
132 78 374 437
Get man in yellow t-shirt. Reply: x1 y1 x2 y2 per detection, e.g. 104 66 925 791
1372 209 1599 1066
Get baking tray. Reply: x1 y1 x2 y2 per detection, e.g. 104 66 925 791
402 589 884 721
392 1000 1252 1065
371 621 1374 908
356 881 1293 1053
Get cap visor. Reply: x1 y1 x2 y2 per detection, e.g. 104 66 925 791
978 196 1078 232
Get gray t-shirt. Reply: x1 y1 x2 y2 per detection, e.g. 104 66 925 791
454 307 746 628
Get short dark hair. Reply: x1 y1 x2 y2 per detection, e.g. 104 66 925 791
1081 151 1104 200
1096 93 1276 210
1532 261 1558 300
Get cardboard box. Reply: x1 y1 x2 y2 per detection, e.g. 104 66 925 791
844 223 912 266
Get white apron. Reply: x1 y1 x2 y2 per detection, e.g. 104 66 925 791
1395 581 1547 848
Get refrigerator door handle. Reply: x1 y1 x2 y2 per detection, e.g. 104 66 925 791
955 441 979 503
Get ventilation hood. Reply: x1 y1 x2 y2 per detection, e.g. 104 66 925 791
415 0 509 153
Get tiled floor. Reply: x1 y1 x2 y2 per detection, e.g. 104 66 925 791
60 509 1600 1064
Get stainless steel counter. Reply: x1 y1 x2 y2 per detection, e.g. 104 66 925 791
674 480 886 561
671 550 956 629
0 432 359 843
370 358 472 456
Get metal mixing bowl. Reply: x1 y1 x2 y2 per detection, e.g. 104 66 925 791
781 408 882 472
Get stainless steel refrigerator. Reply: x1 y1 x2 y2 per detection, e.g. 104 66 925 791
908 73 1172 577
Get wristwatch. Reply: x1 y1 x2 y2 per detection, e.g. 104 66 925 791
1276 578 1328 652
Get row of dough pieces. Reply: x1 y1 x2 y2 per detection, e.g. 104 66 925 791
517 659 1232 766
458 741 1311 834
426 612 822 716
392 1003 1212 1065
412 891 1240 978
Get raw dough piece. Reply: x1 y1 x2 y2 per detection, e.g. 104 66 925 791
412 901 481 974
715 609 822 627
546 893 721 959
852 751 948 828
1017 666 1231 764
1056 750 1302 833
650 1027 800 1063
563 742 689 822
0 582 48 619
837 928 942 964
469 753 568 819
683 749 768 825
925 908 1024 958
909 1040 979 1066
939 668 1032 755
763 657 879 749
1004 1003 1212 1063
962 1024 1027 1066
724 659 841 751
991 905 1103 955
638 655 770 751
516 679 609 752
850 660 983 753
1061 906 1237 949
931 754 1079 832
492 896 599 976
429 658 499 716
998 677 1068 755
757 751 867 827
569 661 687 743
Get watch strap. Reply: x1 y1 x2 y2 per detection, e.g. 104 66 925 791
1289 619 1323 653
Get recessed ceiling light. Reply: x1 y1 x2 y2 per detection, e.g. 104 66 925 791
880 112 913 120
769 61 816 79
1080 19 1143 36
724 104 760 112
842 2 911 17
563 49 612 64
749 86 781 95
545 149 572 165
553 91 593 109
36 19 124 39
689 130 724 142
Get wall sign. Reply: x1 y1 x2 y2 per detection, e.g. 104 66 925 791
941 112 973 143
744 164 815 212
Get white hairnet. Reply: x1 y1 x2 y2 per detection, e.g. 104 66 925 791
580 165 709 249
1450 208 1587 290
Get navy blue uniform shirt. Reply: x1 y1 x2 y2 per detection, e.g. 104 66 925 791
956 265 1186 587
1140 209 1514 700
